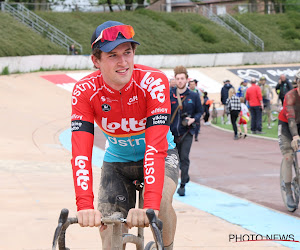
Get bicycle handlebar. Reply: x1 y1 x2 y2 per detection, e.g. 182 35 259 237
52 208 164 250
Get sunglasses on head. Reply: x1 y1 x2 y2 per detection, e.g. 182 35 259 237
91 25 135 49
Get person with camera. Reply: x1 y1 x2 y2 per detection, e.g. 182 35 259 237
170 66 203 196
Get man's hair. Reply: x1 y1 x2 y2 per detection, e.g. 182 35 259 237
174 65 188 78
92 42 138 60
228 87 236 99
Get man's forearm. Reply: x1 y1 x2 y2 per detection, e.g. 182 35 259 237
288 118 299 137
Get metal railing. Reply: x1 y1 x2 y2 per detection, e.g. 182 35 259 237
200 6 250 46
1 2 82 54
220 13 264 51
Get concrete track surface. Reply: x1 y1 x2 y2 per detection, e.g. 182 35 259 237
0 68 296 250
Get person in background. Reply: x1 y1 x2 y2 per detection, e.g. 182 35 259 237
188 79 202 141
259 76 274 129
203 91 213 125
276 74 293 105
170 66 203 196
245 78 264 134
226 88 241 140
69 44 78 55
169 78 176 91
221 80 233 125
237 80 248 98
237 97 250 139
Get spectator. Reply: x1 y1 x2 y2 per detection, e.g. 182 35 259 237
237 97 250 139
221 80 233 125
275 74 293 105
170 66 203 196
259 76 274 129
69 44 78 55
245 78 264 134
169 78 176 91
236 80 248 98
188 79 202 141
203 91 213 125
226 88 241 140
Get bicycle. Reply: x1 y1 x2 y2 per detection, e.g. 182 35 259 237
280 143 300 212
52 181 164 250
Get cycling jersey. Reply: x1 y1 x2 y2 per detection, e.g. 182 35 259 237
279 88 300 137
71 64 176 211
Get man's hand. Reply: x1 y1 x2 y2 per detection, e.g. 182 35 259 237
77 209 106 231
291 136 300 152
185 117 195 126
126 208 159 229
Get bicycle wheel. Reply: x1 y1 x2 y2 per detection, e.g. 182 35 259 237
280 159 298 212
144 241 157 250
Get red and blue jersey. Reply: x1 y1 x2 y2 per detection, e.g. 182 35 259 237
71 64 175 211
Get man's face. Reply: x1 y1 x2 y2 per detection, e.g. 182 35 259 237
170 79 176 88
280 75 286 81
175 73 188 90
189 81 196 90
92 42 135 88
261 80 266 85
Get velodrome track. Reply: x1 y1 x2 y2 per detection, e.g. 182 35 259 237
1 65 299 249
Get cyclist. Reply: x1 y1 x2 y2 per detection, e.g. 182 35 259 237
278 69 300 211
71 21 179 250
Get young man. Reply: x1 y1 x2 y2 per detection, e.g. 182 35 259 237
170 66 203 196
71 21 179 249
278 69 300 211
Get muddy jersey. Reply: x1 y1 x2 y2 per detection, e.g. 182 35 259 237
278 88 300 136
71 64 176 211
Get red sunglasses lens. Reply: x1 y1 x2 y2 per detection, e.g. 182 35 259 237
101 25 134 42
91 25 135 48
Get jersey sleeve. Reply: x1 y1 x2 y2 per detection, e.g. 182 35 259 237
71 84 95 211
143 72 171 211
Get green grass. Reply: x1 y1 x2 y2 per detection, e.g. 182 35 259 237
35 10 252 55
0 13 66 56
1 10 300 57
212 116 278 139
233 12 300 51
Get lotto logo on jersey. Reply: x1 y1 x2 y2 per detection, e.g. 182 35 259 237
140 72 166 103
102 117 146 133
75 156 89 191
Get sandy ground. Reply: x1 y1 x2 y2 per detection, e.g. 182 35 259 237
0 69 291 249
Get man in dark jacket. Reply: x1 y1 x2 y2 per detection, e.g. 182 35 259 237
220 80 233 124
170 66 203 196
276 74 293 105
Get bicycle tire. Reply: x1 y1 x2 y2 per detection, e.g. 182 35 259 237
144 241 157 250
280 159 298 212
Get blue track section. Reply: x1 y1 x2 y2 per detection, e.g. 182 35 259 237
60 128 300 249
